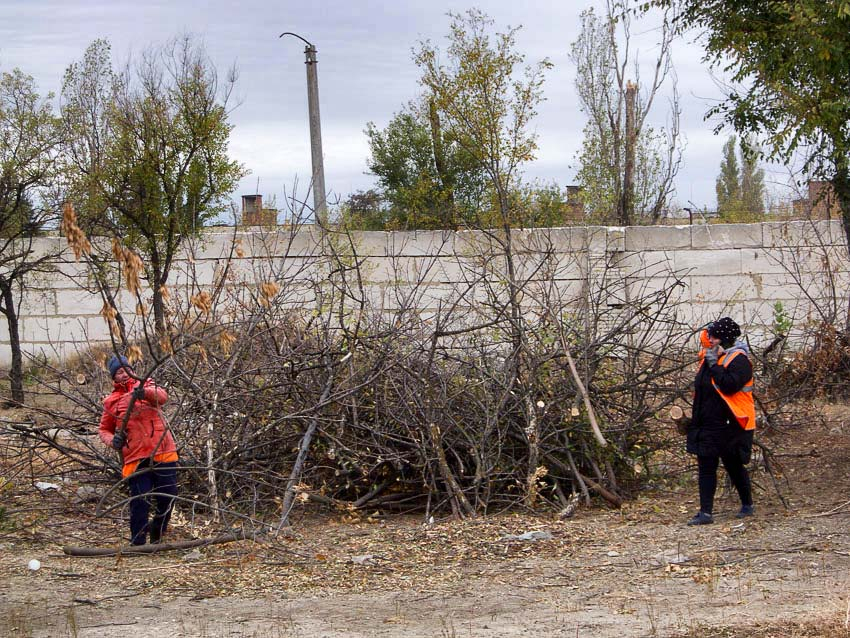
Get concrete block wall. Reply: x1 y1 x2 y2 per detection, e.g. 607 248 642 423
2 220 846 366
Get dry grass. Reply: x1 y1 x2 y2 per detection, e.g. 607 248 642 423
678 613 850 638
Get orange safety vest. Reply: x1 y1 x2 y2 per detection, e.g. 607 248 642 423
710 350 756 430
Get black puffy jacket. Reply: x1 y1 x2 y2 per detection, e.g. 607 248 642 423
687 342 754 460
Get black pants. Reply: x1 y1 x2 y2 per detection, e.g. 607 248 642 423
697 454 752 515
127 460 178 545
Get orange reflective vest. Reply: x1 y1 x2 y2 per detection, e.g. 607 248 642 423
710 350 756 430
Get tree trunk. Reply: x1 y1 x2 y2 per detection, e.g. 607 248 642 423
619 81 637 226
0 281 24 403
429 98 455 227
496 189 540 505
831 164 850 332
832 164 850 260
152 280 166 339
150 257 168 356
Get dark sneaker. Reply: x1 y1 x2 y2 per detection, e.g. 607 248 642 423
735 505 755 518
687 512 714 526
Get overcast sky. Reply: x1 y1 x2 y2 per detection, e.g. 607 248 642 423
0 0 782 219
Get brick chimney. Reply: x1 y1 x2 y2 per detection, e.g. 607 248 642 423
241 194 277 226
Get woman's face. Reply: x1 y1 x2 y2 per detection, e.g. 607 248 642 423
113 367 130 384
708 335 721 348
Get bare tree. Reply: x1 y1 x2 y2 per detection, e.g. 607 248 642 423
61 37 246 343
0 68 63 403
570 0 682 224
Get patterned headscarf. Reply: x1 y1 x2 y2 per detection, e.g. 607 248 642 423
707 317 741 344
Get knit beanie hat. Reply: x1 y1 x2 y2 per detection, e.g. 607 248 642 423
707 317 741 344
107 355 131 379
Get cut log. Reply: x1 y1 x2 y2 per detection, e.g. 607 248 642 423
669 406 692 435
63 530 253 557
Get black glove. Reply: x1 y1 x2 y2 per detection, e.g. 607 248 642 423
704 346 719 367
132 384 146 402
111 429 127 450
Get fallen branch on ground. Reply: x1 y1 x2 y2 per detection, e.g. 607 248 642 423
62 529 254 557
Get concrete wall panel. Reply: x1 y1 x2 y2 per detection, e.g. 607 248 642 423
762 220 837 248
3 222 849 366
674 249 742 275
625 225 691 251
387 230 455 256
18 289 57 317
689 274 756 305
691 224 763 249
56 288 110 316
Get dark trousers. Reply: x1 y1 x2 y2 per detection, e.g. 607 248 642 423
697 454 752 515
127 460 178 545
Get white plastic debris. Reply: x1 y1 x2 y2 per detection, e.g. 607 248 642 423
350 554 375 565
34 482 60 492
27 559 41 571
501 530 553 542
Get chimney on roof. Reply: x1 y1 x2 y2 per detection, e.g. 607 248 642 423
240 194 277 226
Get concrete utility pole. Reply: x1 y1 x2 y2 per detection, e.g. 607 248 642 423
280 32 327 222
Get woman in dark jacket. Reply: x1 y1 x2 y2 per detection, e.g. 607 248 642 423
687 317 755 525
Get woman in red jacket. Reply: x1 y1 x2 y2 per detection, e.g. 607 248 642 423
99 355 179 545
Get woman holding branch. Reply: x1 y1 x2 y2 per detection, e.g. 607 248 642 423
686 317 756 526
99 355 178 545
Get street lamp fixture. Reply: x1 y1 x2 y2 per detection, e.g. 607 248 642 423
280 32 327 222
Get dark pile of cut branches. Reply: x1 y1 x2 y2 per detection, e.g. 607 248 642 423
13 225 699 529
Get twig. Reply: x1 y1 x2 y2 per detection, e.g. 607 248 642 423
552 315 607 448
79 622 139 629
575 470 623 508
804 500 850 518
353 477 393 508
755 440 790 510
278 362 337 529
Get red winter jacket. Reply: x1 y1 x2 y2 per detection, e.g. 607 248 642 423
99 379 177 466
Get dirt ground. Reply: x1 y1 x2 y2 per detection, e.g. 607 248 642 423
1 403 849 638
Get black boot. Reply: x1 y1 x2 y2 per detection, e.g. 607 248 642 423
735 504 755 518
687 511 714 526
